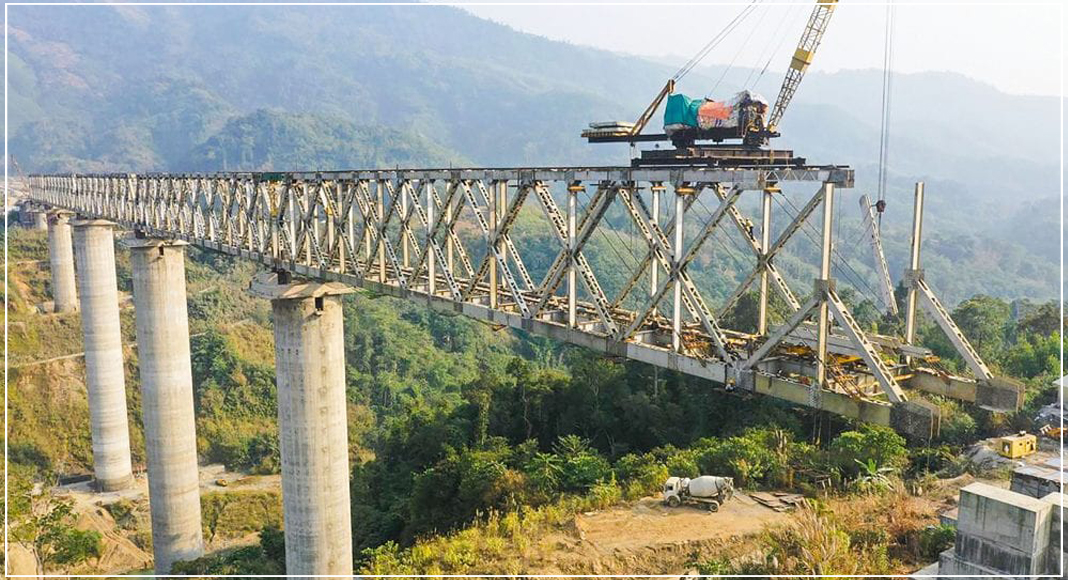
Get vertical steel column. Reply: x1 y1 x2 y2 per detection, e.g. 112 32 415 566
363 182 372 268
488 181 499 308
127 238 204 575
324 184 335 272
400 181 410 269
344 182 354 273
904 182 925 347
758 188 773 335
446 199 455 276
377 181 387 282
427 182 436 296
567 184 578 327
815 183 835 386
497 180 507 302
47 209 79 313
650 184 661 315
672 190 685 352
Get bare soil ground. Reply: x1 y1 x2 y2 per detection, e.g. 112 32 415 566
36 464 283 575
527 493 789 574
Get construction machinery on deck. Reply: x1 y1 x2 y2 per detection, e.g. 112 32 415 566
583 0 838 168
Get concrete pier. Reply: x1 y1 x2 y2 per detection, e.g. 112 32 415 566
47 210 79 313
28 208 48 230
72 220 133 492
250 272 354 578
127 237 204 574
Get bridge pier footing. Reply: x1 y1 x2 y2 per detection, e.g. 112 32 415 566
47 209 78 313
251 272 354 578
127 237 204 574
73 220 134 492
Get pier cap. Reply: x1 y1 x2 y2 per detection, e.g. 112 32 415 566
71 218 118 228
122 236 189 249
248 271 354 301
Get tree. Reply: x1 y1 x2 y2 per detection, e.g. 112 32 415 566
10 476 102 576
952 295 1011 362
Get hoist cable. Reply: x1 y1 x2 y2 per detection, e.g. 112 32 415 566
673 1 760 82
746 2 802 90
774 194 887 309
708 0 770 98
876 1 895 217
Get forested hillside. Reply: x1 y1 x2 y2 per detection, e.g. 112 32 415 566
5 3 1065 575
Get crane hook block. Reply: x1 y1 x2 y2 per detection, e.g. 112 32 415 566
875 199 887 213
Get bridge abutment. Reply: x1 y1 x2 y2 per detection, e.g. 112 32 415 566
251 272 354 578
127 237 204 574
47 209 79 313
72 220 134 492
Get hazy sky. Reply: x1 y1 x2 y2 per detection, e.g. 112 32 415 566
459 1 1063 97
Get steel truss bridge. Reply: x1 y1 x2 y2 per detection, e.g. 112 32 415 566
26 166 1023 438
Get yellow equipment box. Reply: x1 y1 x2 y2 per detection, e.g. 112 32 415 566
997 432 1037 459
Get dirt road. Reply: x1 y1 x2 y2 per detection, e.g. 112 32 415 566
532 493 790 574
576 493 784 552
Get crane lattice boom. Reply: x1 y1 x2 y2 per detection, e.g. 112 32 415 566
768 0 838 131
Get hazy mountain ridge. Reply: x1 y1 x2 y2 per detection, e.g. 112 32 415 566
6 3 1060 301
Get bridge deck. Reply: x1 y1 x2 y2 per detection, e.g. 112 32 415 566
27 166 1012 437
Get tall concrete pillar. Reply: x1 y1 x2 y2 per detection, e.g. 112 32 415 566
250 272 353 578
48 210 79 313
127 237 203 574
72 220 133 492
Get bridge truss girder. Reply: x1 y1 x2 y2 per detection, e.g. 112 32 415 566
27 167 1019 438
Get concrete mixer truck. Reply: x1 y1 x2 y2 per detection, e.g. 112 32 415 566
662 475 734 512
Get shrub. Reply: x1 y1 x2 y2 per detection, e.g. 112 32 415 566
665 449 700 479
559 452 611 492
919 524 956 560
613 452 668 499
829 425 908 478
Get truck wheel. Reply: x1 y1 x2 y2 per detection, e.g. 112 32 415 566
707 500 720 513
667 495 681 508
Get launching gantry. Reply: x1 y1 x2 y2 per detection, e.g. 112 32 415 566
27 165 1022 438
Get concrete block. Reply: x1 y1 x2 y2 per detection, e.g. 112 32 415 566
954 531 1049 575
891 399 941 440
1042 492 1065 575
957 482 1052 556
939 507 958 528
976 376 1025 412
1012 466 1063 500
937 546 1009 577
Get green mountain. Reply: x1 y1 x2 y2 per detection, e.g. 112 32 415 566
182 109 463 171
6 3 1060 303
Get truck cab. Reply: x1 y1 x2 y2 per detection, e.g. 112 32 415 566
662 476 685 507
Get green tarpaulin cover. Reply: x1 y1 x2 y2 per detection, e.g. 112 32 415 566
664 93 701 127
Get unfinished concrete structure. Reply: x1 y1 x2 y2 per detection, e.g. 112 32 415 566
127 237 204 574
47 209 78 312
936 481 1064 577
251 273 354 577
72 219 134 491
22 203 48 230
27 170 1023 439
